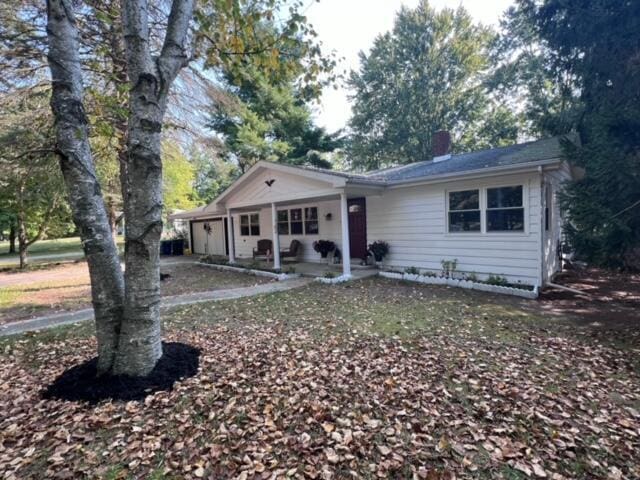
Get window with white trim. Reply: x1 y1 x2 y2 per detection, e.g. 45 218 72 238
448 189 481 232
290 208 303 234
277 210 289 235
486 185 524 232
240 213 260 236
304 207 319 234
276 207 319 235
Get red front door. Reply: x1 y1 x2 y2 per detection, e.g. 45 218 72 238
348 198 367 260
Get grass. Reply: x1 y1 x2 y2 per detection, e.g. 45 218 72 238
0 236 124 267
0 262 273 324
0 236 84 257
1 277 638 479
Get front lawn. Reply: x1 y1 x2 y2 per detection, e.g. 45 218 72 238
1 278 638 479
0 262 273 324
0 236 125 269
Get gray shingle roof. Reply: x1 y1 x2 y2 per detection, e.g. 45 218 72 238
280 136 570 185
363 136 569 183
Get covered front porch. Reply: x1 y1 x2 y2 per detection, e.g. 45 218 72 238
215 162 382 279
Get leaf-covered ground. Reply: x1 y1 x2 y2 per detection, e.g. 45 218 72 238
0 262 273 324
1 277 639 479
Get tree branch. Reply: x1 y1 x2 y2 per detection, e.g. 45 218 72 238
121 0 153 81
157 0 194 94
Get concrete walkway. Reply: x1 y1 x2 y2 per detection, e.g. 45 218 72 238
0 277 312 337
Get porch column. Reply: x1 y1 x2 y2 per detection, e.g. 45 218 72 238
340 192 351 277
227 209 235 263
271 203 281 270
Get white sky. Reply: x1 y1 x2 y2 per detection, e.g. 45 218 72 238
306 0 515 132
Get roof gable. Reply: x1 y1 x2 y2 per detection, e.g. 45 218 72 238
213 161 347 209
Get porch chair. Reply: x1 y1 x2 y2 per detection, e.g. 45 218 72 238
280 239 302 261
253 239 273 260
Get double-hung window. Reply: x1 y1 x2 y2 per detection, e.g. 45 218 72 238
448 189 481 232
277 210 289 235
290 208 303 234
276 207 320 235
486 186 524 232
304 207 319 234
240 213 260 236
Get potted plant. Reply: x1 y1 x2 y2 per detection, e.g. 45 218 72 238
368 240 390 263
313 240 336 263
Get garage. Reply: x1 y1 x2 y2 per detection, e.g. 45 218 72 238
190 218 227 256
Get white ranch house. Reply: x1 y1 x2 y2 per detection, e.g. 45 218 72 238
171 134 577 288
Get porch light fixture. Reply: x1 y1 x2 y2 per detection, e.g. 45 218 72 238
325 213 332 221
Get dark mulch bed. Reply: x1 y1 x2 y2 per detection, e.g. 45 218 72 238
42 342 200 403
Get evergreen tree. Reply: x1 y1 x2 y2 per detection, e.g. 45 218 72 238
209 65 342 174
514 0 640 269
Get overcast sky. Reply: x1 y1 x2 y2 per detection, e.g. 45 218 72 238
306 0 515 132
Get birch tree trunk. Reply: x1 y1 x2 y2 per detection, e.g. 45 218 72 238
113 0 193 375
46 0 193 377
46 0 125 374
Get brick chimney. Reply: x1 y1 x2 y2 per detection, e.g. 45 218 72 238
432 130 451 159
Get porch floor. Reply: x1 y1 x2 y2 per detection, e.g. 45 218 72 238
233 258 378 280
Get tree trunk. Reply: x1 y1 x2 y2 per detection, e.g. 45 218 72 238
46 0 125 374
18 246 27 269
8 224 16 254
17 217 27 269
112 0 194 376
46 0 193 377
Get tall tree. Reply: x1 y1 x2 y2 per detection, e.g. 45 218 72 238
504 0 640 269
162 141 199 215
191 140 238 203
44 0 331 376
489 3 580 136
0 88 73 267
347 0 519 170
209 58 341 174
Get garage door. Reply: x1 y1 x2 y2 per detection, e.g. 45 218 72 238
191 220 226 256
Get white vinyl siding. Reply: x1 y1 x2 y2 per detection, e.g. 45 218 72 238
367 172 542 285
232 199 342 263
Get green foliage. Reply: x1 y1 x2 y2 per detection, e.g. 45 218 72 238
486 274 509 287
489 3 581 136
440 259 458 278
465 272 478 282
195 0 337 101
0 89 74 255
209 64 342 173
162 142 198 215
404 266 420 275
347 0 519 170
512 0 640 269
191 143 238 204
367 241 389 261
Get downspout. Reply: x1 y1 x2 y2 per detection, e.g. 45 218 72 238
538 166 545 291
